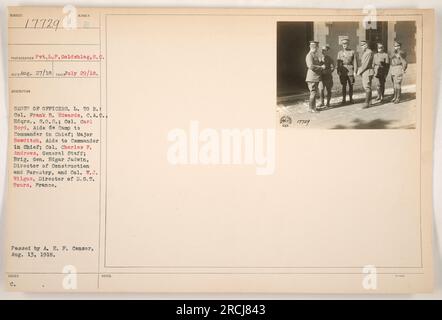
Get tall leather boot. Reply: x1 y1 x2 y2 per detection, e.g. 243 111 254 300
319 89 325 107
394 88 401 104
326 90 332 107
341 86 347 105
363 89 371 108
380 83 386 101
391 87 398 102
348 84 354 104
309 94 318 113
374 88 381 102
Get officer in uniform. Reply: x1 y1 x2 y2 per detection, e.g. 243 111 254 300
318 44 335 108
337 38 358 105
372 43 390 103
305 40 325 113
390 41 408 104
357 40 374 108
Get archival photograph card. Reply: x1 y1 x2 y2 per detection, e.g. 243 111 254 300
4 7 435 293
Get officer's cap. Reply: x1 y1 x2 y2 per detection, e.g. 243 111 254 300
309 40 319 45
321 44 330 51
341 38 349 44
394 40 402 47
377 42 384 48
360 40 368 45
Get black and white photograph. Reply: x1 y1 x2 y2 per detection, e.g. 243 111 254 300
277 20 418 129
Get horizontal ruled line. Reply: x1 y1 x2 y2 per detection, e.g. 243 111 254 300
6 271 425 275
8 26 100 29
9 43 100 45
103 265 425 269
9 76 100 79
9 60 101 62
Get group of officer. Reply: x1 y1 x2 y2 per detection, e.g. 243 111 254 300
304 38 408 113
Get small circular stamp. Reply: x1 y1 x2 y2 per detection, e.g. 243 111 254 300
280 115 292 127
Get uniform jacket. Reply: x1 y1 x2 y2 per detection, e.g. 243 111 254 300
320 55 335 82
358 48 374 77
305 51 322 82
390 53 408 76
337 49 357 76
373 52 390 78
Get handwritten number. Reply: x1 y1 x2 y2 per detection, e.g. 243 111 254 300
24 18 61 31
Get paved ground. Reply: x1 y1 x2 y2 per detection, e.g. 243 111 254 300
276 84 416 129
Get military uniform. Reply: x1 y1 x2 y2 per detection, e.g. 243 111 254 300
358 40 374 108
373 44 390 102
318 46 334 107
305 41 323 112
337 40 358 104
390 42 407 104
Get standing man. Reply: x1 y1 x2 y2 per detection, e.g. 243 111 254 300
305 40 325 113
318 44 335 108
390 41 408 104
337 38 358 105
372 43 390 103
357 40 374 109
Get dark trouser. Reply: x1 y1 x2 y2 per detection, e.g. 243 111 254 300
306 81 319 110
339 75 354 102
375 75 386 100
319 79 333 106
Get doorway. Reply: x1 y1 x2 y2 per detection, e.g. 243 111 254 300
277 22 314 98
365 21 388 51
